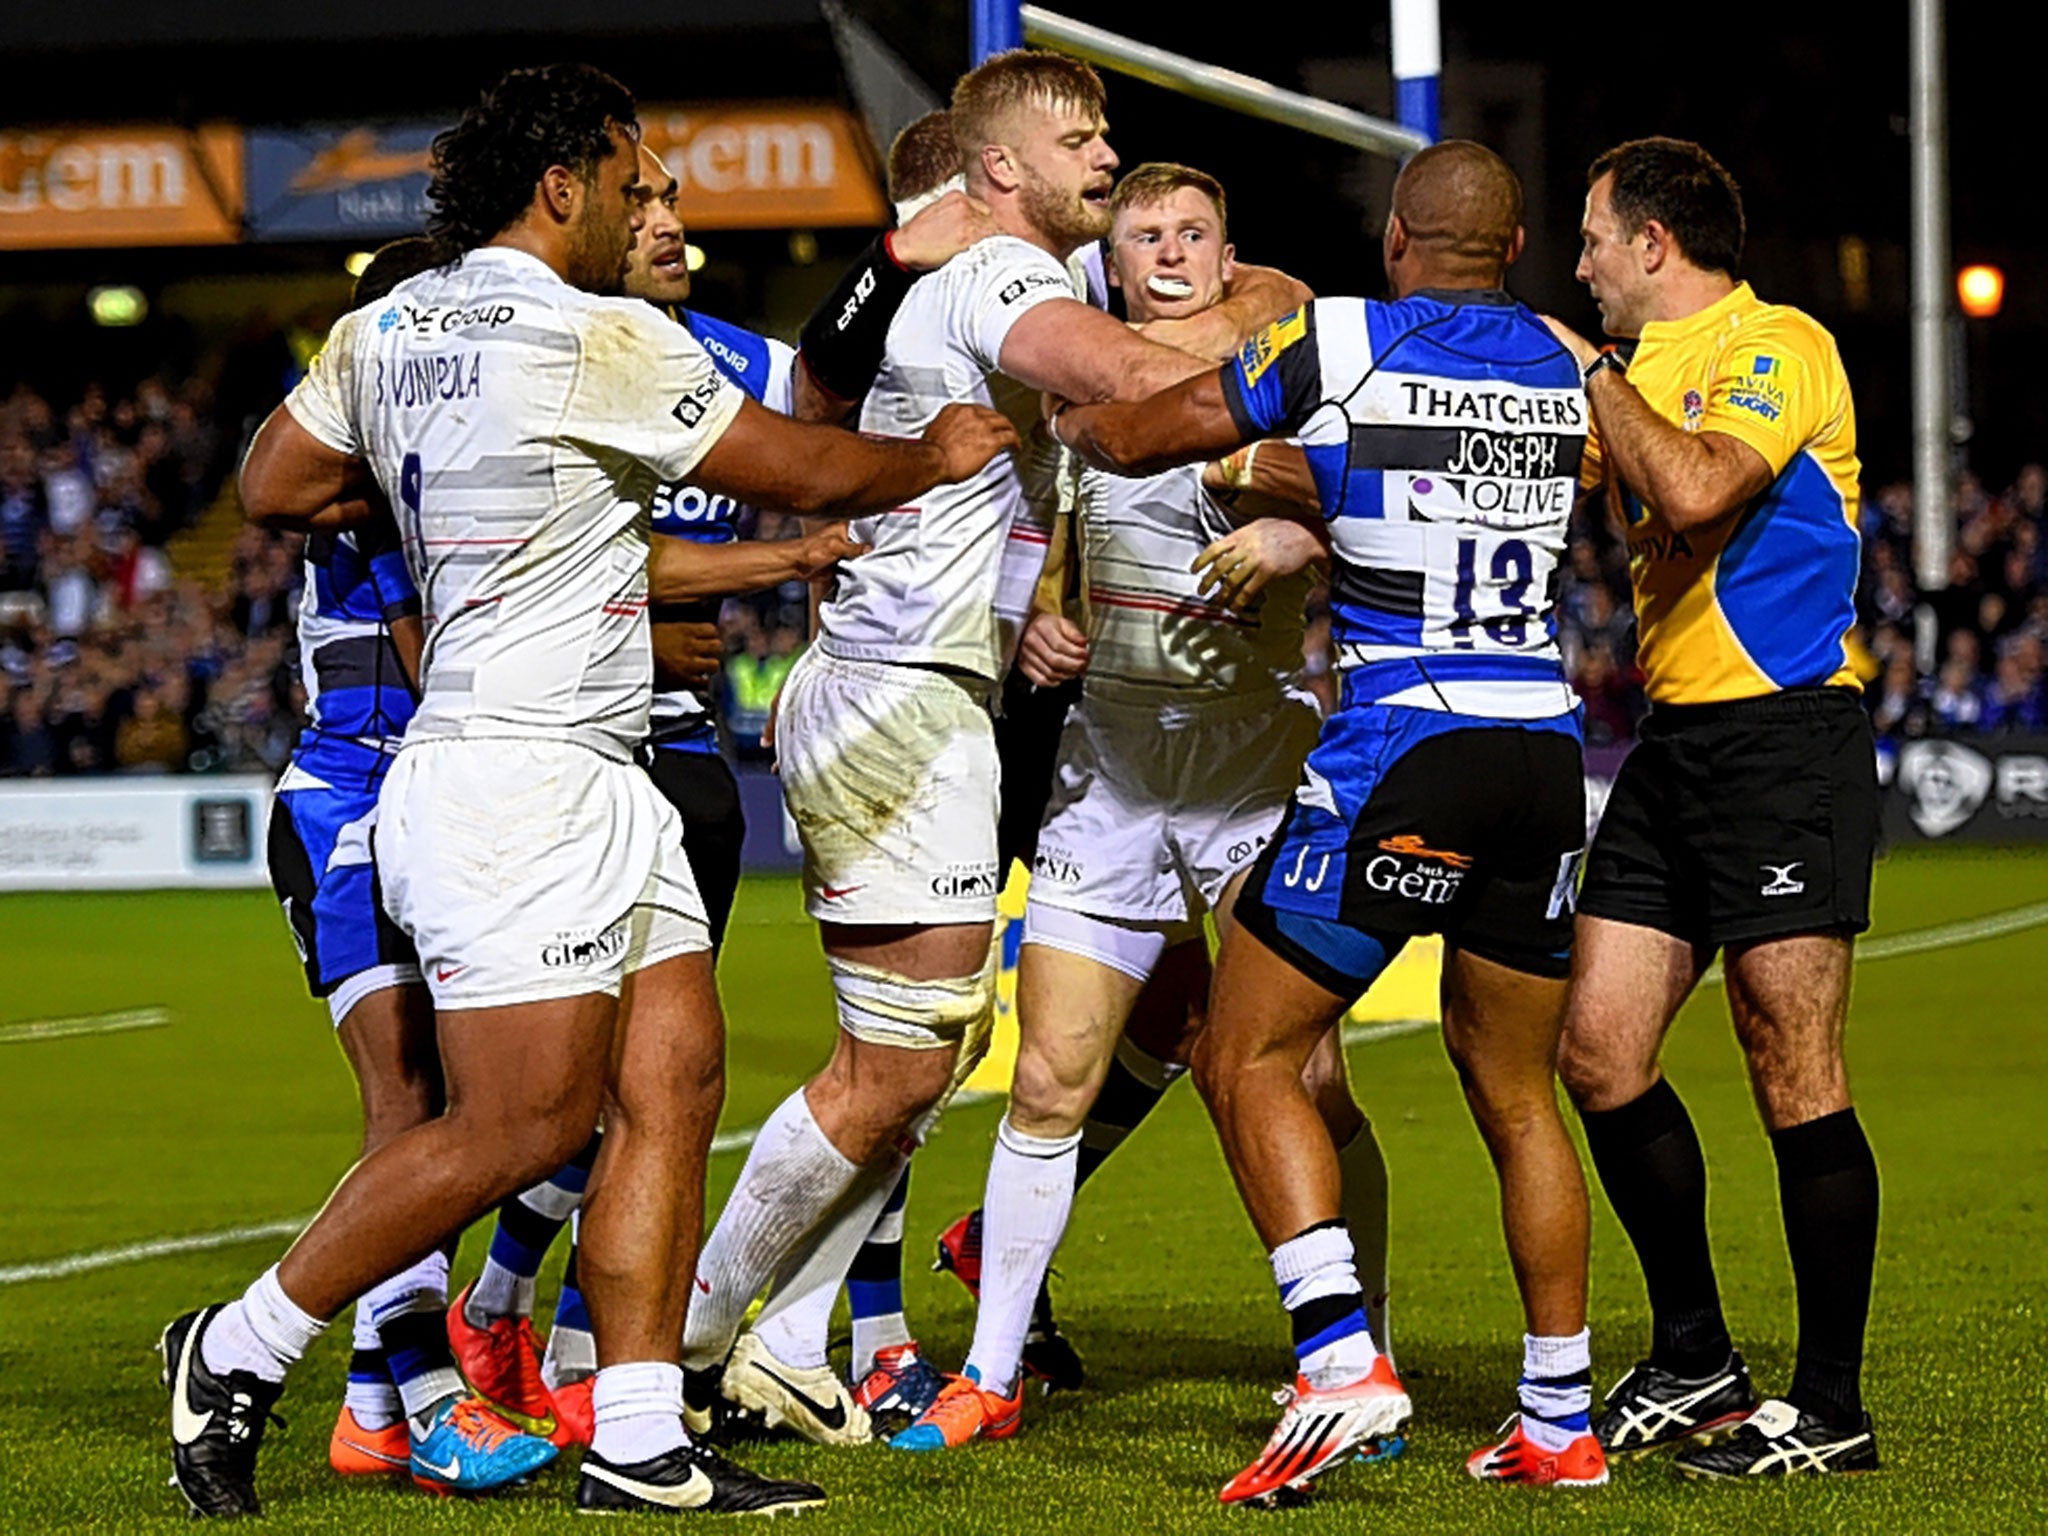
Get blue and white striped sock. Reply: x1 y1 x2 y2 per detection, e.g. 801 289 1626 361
543 1212 596 1390
469 1135 598 1324
1272 1221 1378 1390
364 1251 464 1426
345 1302 402 1430
848 1167 911 1380
1518 1329 1593 1452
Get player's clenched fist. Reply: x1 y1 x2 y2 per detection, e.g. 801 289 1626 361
793 521 872 578
922 402 1020 481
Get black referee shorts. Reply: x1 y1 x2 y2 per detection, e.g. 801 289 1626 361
1578 686 1879 950
640 745 746 952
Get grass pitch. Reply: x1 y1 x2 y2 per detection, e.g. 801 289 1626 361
2 848 2045 1533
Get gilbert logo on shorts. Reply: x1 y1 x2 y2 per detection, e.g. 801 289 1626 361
931 862 1000 899
1760 862 1807 897
1365 834 1472 907
539 923 630 969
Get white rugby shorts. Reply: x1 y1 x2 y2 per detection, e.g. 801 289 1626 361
377 737 709 1011
1028 685 1321 923
777 646 1001 925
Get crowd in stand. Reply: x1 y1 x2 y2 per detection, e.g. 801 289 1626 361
3 365 2045 778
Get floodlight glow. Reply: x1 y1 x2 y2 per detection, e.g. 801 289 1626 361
345 251 375 278
1957 264 2004 318
685 243 707 273
88 286 147 327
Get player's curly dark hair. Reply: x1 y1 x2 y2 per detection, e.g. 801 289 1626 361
427 63 639 253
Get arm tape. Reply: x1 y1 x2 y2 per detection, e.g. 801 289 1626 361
797 232 919 403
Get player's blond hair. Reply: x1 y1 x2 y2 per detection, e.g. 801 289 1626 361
888 111 963 205
1109 162 1228 239
951 48 1107 170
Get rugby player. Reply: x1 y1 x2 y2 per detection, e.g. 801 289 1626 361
1049 141 1606 1502
445 136 1001 1451
1543 137 1881 1478
675 47 1233 1426
268 236 559 1494
160 62 1014 1518
891 161 1392 1454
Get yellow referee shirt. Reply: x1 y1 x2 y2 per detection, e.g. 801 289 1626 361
1583 281 1862 704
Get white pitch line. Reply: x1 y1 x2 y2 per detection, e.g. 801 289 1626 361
1699 897 2048 986
0 1006 172 1046
11 896 2041 1289
0 1216 309 1286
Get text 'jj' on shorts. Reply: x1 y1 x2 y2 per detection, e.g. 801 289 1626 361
777 646 1001 926
1028 685 1321 924
1578 686 1879 950
1240 705 1587 980
376 736 710 1012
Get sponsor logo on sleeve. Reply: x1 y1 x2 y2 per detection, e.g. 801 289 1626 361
997 269 1068 305
672 371 724 428
1239 307 1307 387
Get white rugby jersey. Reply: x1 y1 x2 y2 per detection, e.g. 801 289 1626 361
1078 461 1310 699
285 247 743 761
823 235 1077 680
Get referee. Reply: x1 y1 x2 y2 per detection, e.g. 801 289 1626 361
1544 137 1880 1478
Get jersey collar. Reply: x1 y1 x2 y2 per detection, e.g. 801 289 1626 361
1412 286 1516 307
1638 280 1755 345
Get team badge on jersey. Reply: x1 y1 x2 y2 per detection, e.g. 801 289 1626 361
1682 388 1705 431
1239 307 1308 387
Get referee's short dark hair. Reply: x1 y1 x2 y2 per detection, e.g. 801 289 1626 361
1589 137 1744 277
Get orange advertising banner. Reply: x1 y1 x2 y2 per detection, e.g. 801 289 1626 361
0 125 245 249
639 102 886 231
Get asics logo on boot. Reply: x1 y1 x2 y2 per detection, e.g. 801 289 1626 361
753 1366 848 1432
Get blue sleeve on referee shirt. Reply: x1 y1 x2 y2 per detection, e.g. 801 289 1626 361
1220 304 1324 442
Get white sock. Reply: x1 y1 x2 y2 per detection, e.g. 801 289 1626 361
752 1151 910 1372
964 1119 1081 1397
1271 1224 1379 1390
591 1361 689 1464
848 1188 912 1381
680 1089 860 1369
467 1255 534 1326
344 1303 402 1430
1336 1119 1391 1359
201 1264 325 1384
1519 1328 1593 1452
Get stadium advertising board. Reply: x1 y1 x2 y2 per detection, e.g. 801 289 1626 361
0 125 244 249
638 103 886 229
1884 737 2048 844
244 123 437 241
0 777 271 890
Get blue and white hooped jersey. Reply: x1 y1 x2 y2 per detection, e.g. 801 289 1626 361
1223 290 1586 720
647 309 796 749
292 527 420 765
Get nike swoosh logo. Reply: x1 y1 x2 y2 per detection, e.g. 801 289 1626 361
820 885 863 899
416 1452 462 1480
584 1459 714 1509
169 1324 213 1445
338 1436 409 1468
694 1277 711 1294
434 964 466 983
754 1365 848 1431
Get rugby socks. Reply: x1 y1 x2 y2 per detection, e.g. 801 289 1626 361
752 1152 910 1372
680 1089 859 1370
1075 1035 1185 1188
591 1361 689 1464
966 1121 1082 1396
847 1167 913 1380
1271 1221 1378 1390
468 1131 600 1325
1518 1329 1594 1452
345 1304 402 1431
202 1264 325 1384
541 1212 597 1391
1773 1108 1879 1425
1336 1118 1393 1357
1578 1078 1734 1376
363 1252 465 1425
